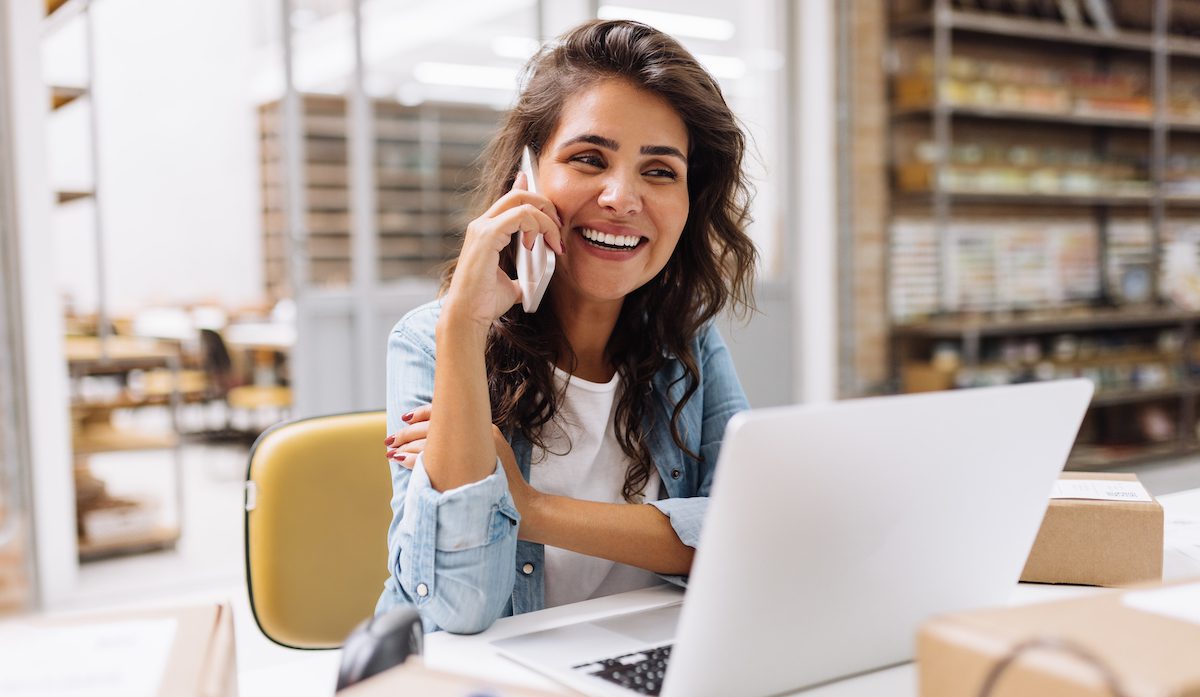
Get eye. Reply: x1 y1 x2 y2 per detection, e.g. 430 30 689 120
644 167 678 180
569 153 605 168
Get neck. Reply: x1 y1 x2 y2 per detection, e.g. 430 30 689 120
553 296 622 383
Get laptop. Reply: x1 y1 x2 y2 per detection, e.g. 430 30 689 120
492 379 1094 697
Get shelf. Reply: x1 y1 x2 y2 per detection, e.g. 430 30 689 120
893 9 1156 53
1165 193 1200 207
50 85 87 110
77 525 179 561
42 0 86 35
56 190 94 204
72 426 178 456
1090 384 1197 407
894 190 1153 207
892 104 1159 130
1066 442 1195 471
893 308 1200 338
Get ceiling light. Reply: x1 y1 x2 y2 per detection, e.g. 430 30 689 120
412 62 519 90
597 6 735 41
492 36 541 61
696 54 746 80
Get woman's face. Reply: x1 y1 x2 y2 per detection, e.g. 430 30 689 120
538 79 690 310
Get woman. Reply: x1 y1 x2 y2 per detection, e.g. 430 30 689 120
376 19 757 634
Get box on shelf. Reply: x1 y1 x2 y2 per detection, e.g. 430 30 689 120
0 525 29 614
1021 472 1163 587
79 496 162 543
918 581 1200 697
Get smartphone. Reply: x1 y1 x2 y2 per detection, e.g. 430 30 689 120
515 145 555 313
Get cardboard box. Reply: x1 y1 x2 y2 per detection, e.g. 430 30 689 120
1020 472 1163 587
19 603 237 697
340 659 562 697
918 581 1200 697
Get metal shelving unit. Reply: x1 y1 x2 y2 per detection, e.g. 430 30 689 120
888 0 1200 469
258 95 499 300
43 0 184 560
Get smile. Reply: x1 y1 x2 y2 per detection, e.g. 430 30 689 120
578 227 646 250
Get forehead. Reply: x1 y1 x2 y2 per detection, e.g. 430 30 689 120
549 79 689 152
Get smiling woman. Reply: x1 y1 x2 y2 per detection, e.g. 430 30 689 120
376 19 758 634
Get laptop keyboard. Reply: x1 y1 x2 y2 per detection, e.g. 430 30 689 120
573 644 672 695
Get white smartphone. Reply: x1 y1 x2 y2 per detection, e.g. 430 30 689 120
516 146 555 313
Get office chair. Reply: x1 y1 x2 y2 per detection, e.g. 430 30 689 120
244 410 393 649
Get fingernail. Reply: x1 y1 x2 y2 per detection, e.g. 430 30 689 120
401 411 413 422
397 453 407 462
385 435 395 445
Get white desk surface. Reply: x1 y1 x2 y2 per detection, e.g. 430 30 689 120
247 487 1200 697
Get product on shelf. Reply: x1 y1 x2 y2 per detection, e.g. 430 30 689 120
896 138 1151 197
893 54 1154 119
891 217 1100 320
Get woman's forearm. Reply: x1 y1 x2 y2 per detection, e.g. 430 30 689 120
524 496 695 575
423 314 497 491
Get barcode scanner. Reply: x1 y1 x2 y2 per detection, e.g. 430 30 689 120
335 606 424 692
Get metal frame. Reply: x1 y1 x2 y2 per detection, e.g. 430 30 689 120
889 0 1200 467
0 0 40 608
835 0 856 396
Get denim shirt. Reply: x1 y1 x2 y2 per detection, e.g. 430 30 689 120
375 299 749 634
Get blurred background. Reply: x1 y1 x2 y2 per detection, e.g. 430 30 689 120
4 0 1200 661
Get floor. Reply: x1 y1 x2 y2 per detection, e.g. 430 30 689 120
26 418 1200 695
50 410 344 696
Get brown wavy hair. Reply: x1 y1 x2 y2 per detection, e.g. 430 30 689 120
441 19 757 502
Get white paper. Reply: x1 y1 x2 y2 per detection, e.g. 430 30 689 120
0 618 176 697
1050 479 1153 503
1165 514 1200 578
1123 582 1200 627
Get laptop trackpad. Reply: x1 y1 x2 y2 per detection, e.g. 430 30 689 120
492 603 682 669
589 603 681 644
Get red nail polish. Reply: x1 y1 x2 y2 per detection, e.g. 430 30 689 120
401 411 413 422
385 435 395 445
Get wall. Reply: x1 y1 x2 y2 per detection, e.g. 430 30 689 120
4 0 78 608
46 0 263 315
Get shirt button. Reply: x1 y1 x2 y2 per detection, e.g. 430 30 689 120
522 563 535 575
416 583 429 597
670 469 682 480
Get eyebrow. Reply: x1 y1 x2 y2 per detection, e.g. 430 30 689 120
560 134 687 164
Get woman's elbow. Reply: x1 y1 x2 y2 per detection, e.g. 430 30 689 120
426 586 511 635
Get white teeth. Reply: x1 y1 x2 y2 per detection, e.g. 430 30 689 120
580 227 640 248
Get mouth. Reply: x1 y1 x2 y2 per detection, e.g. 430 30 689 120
576 226 647 251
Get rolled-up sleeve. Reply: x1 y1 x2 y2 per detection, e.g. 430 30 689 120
646 324 748 551
378 305 520 634
395 454 519 633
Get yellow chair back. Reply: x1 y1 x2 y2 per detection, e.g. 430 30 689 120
244 411 391 649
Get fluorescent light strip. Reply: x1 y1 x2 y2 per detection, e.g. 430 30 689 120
412 62 520 90
696 53 746 80
492 36 541 61
597 6 735 41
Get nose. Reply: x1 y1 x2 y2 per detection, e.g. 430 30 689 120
597 170 642 217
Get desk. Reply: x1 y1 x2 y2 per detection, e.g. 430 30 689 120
416 487 1200 697
235 487 1200 697
222 322 295 352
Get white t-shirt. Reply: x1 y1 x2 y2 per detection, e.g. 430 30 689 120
530 366 664 608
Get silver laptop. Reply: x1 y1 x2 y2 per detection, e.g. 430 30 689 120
493 379 1094 697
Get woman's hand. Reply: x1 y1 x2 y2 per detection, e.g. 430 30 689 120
386 404 542 532
442 173 565 333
